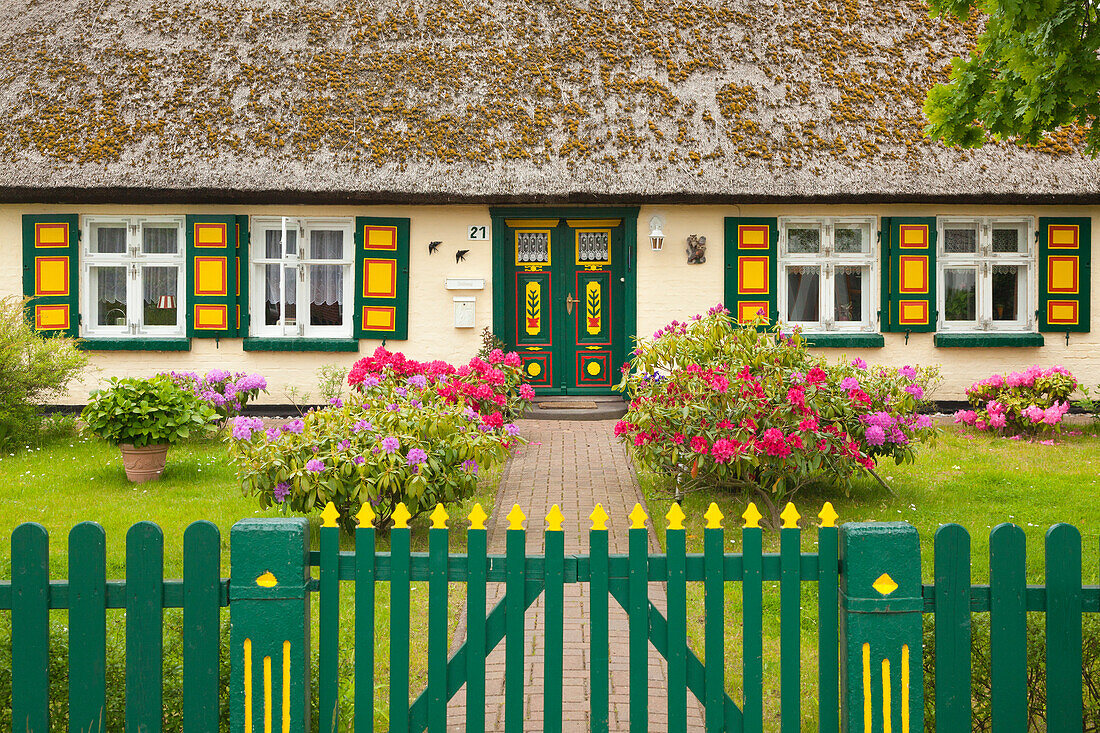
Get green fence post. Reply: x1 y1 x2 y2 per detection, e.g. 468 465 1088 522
839 522 923 733
229 518 311 733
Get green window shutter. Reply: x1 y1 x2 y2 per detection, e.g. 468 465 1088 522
879 217 893 332
22 214 80 337
884 216 937 333
235 215 250 336
1038 217 1090 333
185 215 239 337
354 217 410 340
723 217 778 325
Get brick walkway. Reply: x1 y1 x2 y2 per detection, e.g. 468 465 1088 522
446 420 704 731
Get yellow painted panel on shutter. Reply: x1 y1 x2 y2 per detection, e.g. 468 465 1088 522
363 306 396 331
899 301 929 325
364 259 397 298
194 304 228 329
35 223 69 247
1047 301 1079 325
1047 256 1079 294
737 300 769 324
195 257 228 296
365 226 398 251
738 257 769 293
35 257 69 296
899 256 928 294
34 304 70 330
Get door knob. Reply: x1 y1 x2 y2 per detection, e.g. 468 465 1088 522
565 293 580 315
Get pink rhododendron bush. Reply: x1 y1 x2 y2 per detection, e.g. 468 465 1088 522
954 365 1077 436
615 306 937 520
228 347 533 530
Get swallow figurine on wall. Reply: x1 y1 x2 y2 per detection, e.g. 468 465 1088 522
428 241 442 254
455 249 469 263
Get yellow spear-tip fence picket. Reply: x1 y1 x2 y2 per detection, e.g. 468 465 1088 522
5 500 1099 731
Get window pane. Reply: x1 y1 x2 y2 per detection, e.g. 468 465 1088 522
787 227 820 254
93 267 127 326
310 265 344 326
786 266 819 321
310 230 344 260
265 229 297 259
834 266 865 322
142 226 178 254
93 225 127 254
142 267 178 326
284 267 296 324
944 227 976 254
834 224 868 253
992 265 1026 321
944 268 976 321
992 226 1024 253
264 263 286 326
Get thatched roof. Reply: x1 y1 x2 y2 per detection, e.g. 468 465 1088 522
1 0 1097 204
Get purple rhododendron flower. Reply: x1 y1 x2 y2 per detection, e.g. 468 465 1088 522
899 365 917 379
353 456 365 465
406 448 428 466
840 377 859 390
231 416 264 440
283 419 305 434
273 482 290 502
851 358 867 370
504 423 520 436
463 406 479 421
461 459 479 475
395 387 408 397
406 375 428 389
904 384 924 399
864 425 886 446
386 403 400 412
306 459 325 473
362 376 381 388
353 420 373 433
265 427 281 442
381 436 400 453
329 397 344 408
338 439 351 451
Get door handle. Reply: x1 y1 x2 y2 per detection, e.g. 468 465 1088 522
565 293 579 315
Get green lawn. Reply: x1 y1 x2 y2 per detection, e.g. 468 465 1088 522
0 430 500 730
640 424 1100 729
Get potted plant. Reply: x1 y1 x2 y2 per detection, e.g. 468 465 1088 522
80 375 218 482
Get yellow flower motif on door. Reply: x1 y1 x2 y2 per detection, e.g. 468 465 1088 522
525 281 541 336
586 281 601 335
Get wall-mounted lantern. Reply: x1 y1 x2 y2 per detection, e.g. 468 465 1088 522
649 215 665 251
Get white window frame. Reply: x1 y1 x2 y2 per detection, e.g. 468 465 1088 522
80 215 186 338
250 217 355 339
937 216 1035 333
778 216 878 333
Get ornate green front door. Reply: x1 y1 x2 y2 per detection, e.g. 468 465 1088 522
499 216 629 394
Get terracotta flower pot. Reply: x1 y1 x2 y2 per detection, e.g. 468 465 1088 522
119 443 169 483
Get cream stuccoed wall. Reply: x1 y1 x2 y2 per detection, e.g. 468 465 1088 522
2 204 496 403
634 204 1100 400
3 203 1099 403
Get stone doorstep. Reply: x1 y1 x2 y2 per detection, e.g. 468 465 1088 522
538 401 600 410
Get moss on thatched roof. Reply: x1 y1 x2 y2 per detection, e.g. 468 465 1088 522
0 0 1097 201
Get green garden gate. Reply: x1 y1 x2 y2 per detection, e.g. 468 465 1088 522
3 501 1096 731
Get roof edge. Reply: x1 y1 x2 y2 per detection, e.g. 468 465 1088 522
2 186 1100 207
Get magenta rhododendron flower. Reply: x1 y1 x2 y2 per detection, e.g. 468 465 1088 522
690 436 709 453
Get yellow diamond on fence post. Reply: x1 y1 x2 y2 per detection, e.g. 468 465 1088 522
666 503 686 530
468 503 488 530
430 504 449 530
392 502 411 529
507 504 526 530
780 502 801 529
742 503 763 529
628 503 648 529
355 502 376 529
590 504 610 531
320 502 340 528
818 502 839 528
704 502 724 529
872 573 899 596
546 505 564 532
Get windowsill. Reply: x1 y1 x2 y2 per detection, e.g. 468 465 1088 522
801 333 885 348
78 337 191 351
934 333 1045 348
243 338 359 352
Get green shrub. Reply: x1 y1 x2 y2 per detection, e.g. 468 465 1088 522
0 297 87 448
80 375 218 447
228 350 529 530
615 306 937 520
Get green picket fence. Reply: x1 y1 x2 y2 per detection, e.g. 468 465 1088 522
4 520 225 732
2 505 1098 732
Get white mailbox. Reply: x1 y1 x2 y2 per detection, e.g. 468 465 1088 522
453 297 476 328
